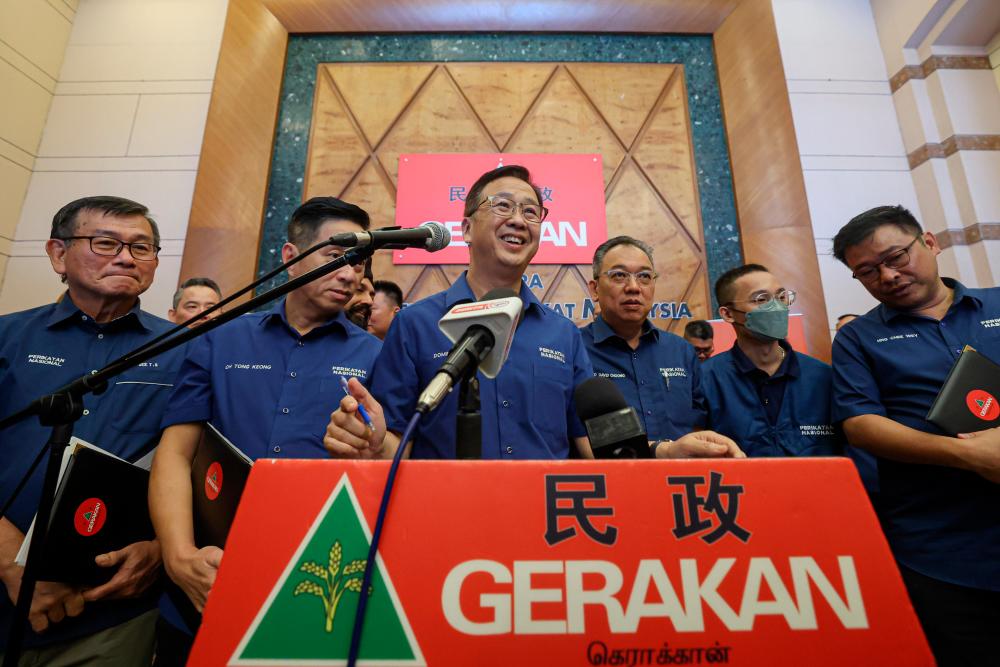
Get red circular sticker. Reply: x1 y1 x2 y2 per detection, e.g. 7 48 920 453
966 389 1000 421
205 462 223 501
74 498 107 537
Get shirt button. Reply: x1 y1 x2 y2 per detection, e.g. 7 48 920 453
273 445 281 453
282 407 290 414
505 445 513 454
502 400 510 407
640 380 645 385
763 398 769 405
297 341 304 347
97 333 104 340
290 371 297 378
646 410 652 415
81 315 88 321
82 409 90 416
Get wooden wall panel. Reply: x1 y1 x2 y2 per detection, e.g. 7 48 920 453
715 0 832 360
302 62 710 334
177 0 287 301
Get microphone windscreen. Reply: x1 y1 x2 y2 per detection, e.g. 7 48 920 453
574 377 630 422
419 221 451 252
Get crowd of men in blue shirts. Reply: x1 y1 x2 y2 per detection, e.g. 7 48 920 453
0 164 996 666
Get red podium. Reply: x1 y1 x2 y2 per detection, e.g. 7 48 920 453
188 459 933 666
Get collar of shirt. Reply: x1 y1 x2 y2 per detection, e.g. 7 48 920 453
730 338 799 383
591 314 659 347
46 292 151 333
260 298 351 338
443 272 546 319
879 277 981 323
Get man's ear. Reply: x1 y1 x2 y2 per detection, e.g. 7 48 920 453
587 278 600 302
923 231 941 256
718 304 735 324
281 242 298 275
45 239 68 279
461 216 472 244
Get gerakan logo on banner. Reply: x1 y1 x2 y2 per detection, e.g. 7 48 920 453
393 153 607 265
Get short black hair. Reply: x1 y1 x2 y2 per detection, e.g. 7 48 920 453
373 280 403 307
714 263 770 306
836 313 861 322
288 197 370 248
172 277 221 309
832 205 922 264
51 196 160 246
684 320 713 340
591 235 655 278
462 165 544 218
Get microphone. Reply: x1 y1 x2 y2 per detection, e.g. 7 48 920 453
574 377 652 459
330 221 451 252
416 288 522 414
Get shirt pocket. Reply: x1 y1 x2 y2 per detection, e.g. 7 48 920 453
105 369 177 437
530 360 571 440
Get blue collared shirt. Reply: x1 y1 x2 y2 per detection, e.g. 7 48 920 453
160 300 382 459
727 340 797 425
369 273 592 459
0 295 187 649
579 316 706 440
832 278 1000 590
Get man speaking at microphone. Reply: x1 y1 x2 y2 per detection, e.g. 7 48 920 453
148 197 382 666
325 165 595 460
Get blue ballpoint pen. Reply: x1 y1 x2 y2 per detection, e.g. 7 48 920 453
339 375 375 432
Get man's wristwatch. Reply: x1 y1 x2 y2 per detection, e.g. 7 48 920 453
651 439 672 457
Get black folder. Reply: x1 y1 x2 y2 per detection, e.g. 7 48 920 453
190 423 253 549
926 345 1000 435
34 445 154 585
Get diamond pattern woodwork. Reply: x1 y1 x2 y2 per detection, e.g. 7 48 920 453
304 62 710 330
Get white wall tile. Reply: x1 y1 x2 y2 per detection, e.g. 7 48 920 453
789 92 907 157
15 170 197 241
0 0 72 80
953 151 1000 224
128 94 210 156
980 240 1000 287
803 170 922 238
0 256 64 314
772 0 889 81
799 155 910 171
933 69 1000 136
0 59 53 154
37 94 138 157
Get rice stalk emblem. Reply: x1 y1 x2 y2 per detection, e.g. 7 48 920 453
292 540 372 632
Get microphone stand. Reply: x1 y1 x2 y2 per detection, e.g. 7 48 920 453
0 244 376 667
455 376 482 459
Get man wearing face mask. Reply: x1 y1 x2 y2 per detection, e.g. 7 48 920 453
699 264 849 462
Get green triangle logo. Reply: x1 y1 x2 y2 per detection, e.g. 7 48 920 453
230 473 424 665
977 399 986 409
83 511 93 521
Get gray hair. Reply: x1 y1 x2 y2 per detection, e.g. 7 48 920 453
172 276 221 309
591 235 655 278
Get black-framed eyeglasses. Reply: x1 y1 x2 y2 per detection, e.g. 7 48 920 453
726 289 797 308
601 269 658 286
59 235 160 261
851 236 920 282
476 195 548 224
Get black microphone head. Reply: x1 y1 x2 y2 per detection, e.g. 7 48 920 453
419 221 451 251
574 377 629 422
480 287 519 302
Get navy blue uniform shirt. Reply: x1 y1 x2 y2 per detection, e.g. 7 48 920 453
701 342 844 458
158 299 381 632
0 295 187 649
579 316 706 441
832 278 1000 590
160 300 381 459
369 272 592 459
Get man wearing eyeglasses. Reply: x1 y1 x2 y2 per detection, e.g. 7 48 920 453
325 164 595 460
698 264 848 464
830 205 1000 665
579 236 743 459
0 196 187 664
